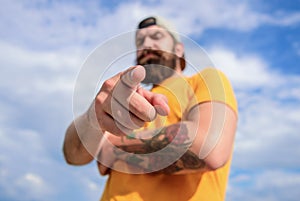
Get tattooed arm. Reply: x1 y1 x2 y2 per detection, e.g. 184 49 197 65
106 122 206 174
99 101 237 175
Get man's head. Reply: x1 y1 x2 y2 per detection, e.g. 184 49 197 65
135 16 185 84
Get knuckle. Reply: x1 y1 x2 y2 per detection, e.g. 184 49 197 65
96 91 111 109
95 93 106 105
102 79 115 90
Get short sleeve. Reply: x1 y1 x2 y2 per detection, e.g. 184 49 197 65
187 68 238 114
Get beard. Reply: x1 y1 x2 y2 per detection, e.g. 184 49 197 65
136 49 178 85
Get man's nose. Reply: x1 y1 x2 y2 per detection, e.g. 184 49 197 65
142 36 154 49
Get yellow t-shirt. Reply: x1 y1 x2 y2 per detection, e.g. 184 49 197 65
100 68 238 201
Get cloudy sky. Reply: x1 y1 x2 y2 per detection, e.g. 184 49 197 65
0 0 300 200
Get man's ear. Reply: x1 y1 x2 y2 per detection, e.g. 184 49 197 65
174 42 184 58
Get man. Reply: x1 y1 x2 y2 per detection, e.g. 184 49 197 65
63 16 238 201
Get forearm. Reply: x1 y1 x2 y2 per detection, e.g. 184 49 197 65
108 121 208 174
100 102 237 174
63 112 103 165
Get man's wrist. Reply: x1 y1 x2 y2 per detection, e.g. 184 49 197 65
73 103 103 157
85 100 101 130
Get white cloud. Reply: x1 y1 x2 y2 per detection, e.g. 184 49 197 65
184 45 286 89
0 40 85 106
228 170 300 201
1 0 299 50
0 41 82 71
0 1 299 201
241 85 298 167
78 174 107 201
232 81 300 168
263 12 300 26
0 128 52 201
15 173 52 200
156 0 300 33
0 39 105 200
0 113 105 201
207 47 278 89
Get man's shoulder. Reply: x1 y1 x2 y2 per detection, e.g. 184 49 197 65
187 67 226 82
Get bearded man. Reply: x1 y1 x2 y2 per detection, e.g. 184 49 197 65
63 16 238 201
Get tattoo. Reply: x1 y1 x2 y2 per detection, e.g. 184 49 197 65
159 150 205 174
113 123 205 174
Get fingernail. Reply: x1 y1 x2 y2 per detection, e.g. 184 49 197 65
129 68 135 79
131 66 145 82
148 107 156 121
154 105 168 116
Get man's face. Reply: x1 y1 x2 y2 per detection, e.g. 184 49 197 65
135 25 179 84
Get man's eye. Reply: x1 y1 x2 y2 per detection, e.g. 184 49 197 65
136 38 144 46
152 32 163 40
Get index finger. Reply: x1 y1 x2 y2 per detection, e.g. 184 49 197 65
111 66 156 122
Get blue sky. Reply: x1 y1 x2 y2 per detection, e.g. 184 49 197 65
0 0 300 200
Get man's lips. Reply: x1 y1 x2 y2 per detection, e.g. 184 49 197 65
138 53 160 64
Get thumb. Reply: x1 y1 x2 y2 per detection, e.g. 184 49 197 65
121 65 145 88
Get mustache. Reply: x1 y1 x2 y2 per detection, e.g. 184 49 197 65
137 49 166 64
